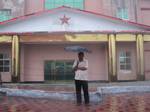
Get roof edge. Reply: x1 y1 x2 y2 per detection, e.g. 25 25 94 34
0 31 150 36
0 6 150 30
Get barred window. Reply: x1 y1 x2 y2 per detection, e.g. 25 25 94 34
45 0 84 10
119 52 131 70
113 0 129 20
0 9 12 22
44 60 74 81
0 54 10 72
116 8 129 20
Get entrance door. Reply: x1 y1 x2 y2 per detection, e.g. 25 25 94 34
44 60 74 81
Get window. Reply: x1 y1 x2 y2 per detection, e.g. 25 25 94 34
114 0 129 20
45 0 84 10
0 54 10 72
117 8 129 20
0 9 12 22
119 52 131 70
44 60 74 81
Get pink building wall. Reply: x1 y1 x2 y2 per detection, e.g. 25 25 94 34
85 0 104 14
1 41 150 82
24 0 44 15
21 43 108 82
20 45 25 82
117 42 137 80
138 0 150 25
0 0 25 17
20 41 148 82
144 42 150 80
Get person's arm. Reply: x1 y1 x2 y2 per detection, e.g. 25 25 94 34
77 67 87 70
72 61 79 72
78 60 88 71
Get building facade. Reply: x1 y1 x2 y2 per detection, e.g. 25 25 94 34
0 0 25 22
0 0 150 25
0 6 149 83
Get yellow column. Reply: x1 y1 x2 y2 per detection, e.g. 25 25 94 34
15 35 20 78
11 35 20 82
108 34 117 82
136 34 145 81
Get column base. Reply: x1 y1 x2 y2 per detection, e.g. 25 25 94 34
110 75 117 82
137 75 145 81
11 76 19 83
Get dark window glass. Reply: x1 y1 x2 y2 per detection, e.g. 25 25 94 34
0 53 10 72
119 51 131 70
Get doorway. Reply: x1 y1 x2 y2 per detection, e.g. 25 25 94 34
44 60 74 81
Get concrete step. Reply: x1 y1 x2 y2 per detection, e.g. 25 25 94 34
0 88 102 103
98 86 150 94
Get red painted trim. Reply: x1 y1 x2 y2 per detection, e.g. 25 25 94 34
0 6 150 29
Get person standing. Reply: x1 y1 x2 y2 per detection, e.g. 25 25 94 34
72 52 90 105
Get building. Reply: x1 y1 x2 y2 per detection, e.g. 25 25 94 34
0 0 150 25
0 6 149 83
0 0 25 22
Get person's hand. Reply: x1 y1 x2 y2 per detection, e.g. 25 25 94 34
77 67 87 71
74 66 78 71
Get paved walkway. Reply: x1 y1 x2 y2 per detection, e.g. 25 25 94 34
0 93 150 112
0 96 97 112
0 81 150 112
97 93 150 112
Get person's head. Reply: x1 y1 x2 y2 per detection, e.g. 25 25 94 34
78 52 84 61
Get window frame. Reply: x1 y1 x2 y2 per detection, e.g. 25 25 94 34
44 60 74 81
119 51 132 72
44 0 85 10
114 0 129 20
0 9 12 22
116 7 129 20
0 53 10 73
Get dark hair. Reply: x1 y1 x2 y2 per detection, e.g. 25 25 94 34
78 52 84 56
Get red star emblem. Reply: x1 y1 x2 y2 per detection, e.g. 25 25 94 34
60 15 70 25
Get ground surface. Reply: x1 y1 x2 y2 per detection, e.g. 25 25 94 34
0 93 150 112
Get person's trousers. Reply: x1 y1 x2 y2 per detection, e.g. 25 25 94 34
75 80 89 104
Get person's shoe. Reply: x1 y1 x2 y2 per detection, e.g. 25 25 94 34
76 102 82 106
85 103 90 107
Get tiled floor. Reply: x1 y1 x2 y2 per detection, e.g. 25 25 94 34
0 96 97 112
97 93 150 112
0 93 150 112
